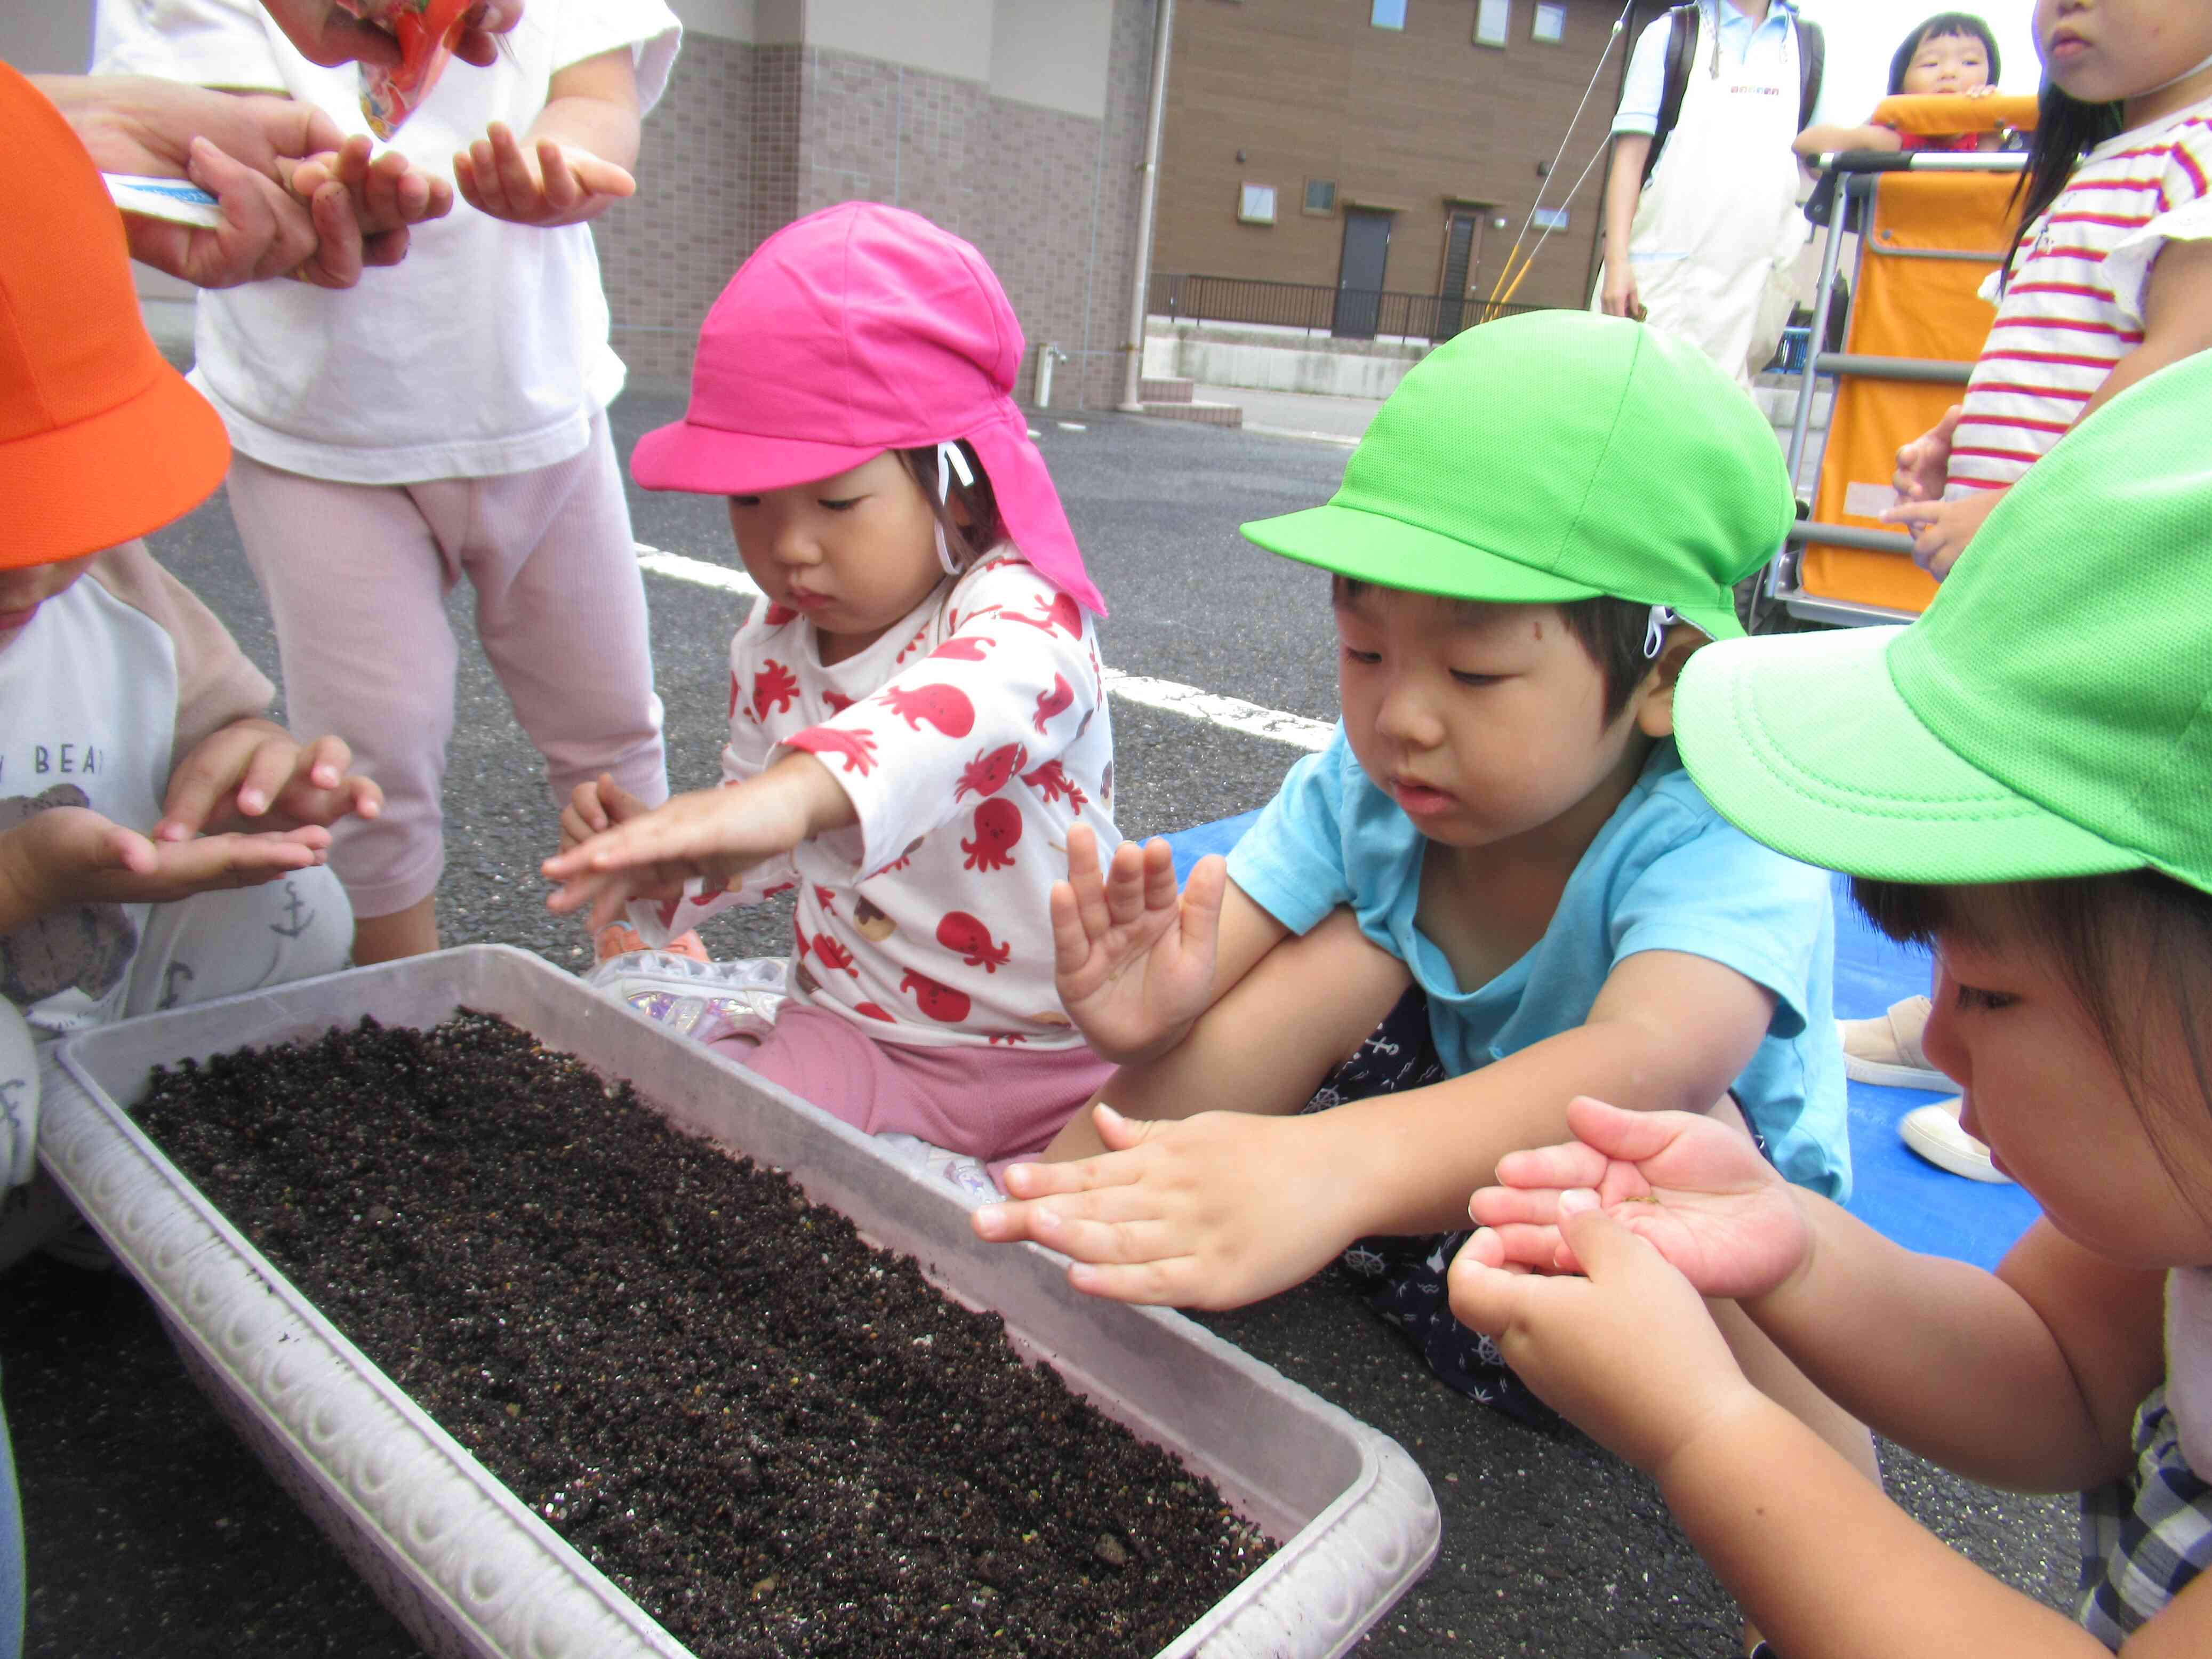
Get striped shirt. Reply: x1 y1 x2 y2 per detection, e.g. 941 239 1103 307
1947 99 2212 495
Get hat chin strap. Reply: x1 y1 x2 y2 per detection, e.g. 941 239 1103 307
2141 46 2212 97
934 440 975 576
1644 605 1678 660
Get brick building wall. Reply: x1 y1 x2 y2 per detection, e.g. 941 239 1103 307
594 4 1156 408
1152 0 1638 316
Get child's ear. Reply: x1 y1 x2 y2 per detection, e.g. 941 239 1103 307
1631 628 1706 739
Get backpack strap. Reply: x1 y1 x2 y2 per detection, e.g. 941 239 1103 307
1640 3 1698 188
1796 16 1825 132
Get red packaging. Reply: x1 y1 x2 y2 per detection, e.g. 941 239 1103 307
342 0 475 139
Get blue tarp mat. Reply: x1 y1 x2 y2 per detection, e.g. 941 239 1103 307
1159 818 2040 1272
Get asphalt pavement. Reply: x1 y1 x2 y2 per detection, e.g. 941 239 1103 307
0 392 2074 1657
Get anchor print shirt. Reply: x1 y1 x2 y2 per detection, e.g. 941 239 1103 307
0 542 275 1033
630 548 1120 1051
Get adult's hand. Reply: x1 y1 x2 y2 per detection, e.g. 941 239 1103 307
258 1 524 69
36 75 438 287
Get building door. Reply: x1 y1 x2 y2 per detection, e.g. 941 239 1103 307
1333 208 1392 340
1435 208 1488 338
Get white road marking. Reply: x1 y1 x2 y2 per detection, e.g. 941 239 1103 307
636 544 761 597
635 542 1333 751
1096 669 1333 751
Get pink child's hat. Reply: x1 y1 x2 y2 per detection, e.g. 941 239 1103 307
633 202 1104 616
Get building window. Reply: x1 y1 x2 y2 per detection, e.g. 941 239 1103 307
1304 179 1338 215
1533 3 1565 42
1475 0 1510 46
1371 0 1407 29
1238 182 1278 224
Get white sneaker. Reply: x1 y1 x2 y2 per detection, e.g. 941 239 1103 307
1900 1100 2011 1184
586 950 789 1040
1838 995 1961 1093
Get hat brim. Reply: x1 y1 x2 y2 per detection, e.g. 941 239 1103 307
631 419 889 495
1675 626 2139 884
1 358 227 570
1241 502 1743 643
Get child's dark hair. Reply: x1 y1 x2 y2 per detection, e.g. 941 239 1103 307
1332 579 1656 722
896 441 1004 568
1853 870 2212 1212
2005 83 2126 288
1889 12 2000 95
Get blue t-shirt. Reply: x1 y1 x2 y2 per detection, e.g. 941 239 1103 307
1227 727 1849 1201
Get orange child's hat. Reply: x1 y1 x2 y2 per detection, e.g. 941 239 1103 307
0 62 230 571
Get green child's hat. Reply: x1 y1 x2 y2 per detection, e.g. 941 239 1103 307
1239 311 1794 642
1676 348 2212 896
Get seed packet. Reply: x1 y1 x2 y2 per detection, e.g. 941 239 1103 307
339 0 475 139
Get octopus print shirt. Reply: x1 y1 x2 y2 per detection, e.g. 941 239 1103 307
630 548 1120 1050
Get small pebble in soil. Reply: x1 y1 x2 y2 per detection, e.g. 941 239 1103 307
137 1012 1273 1658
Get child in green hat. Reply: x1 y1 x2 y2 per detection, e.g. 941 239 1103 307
974 312 1870 1480
1446 349 2212 1653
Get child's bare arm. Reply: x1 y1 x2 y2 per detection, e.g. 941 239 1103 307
2078 238 2212 424
455 49 640 227
1792 121 1904 158
1451 1181 2178 1657
541 752 852 929
980 947 1773 1308
1467 1101 2162 1492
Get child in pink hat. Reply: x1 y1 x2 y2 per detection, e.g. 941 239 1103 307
545 202 1121 1180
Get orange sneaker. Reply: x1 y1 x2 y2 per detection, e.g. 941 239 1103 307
594 924 709 964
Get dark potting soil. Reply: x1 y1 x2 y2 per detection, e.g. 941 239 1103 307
134 1013 1271 1658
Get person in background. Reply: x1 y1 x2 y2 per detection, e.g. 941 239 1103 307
1793 10 2008 158
1598 0 1829 386
94 0 686 968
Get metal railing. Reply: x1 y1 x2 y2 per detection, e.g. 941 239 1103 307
1148 273 1546 342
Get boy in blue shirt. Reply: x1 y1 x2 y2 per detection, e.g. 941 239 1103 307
975 315 1871 1505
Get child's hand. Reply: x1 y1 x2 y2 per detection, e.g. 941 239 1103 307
1051 829 1225 1064
1892 405 1963 504
972 1103 1366 1310
558 773 651 855
156 722 382 842
1446 1195 1769 1476
454 123 636 226
1880 488 2005 579
0 804 329 921
542 759 841 930
1465 1097 1811 1301
291 134 454 255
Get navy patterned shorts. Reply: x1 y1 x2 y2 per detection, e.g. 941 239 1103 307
1307 985 1775 1428
1304 987 1557 1424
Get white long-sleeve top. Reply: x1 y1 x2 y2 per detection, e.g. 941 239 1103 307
631 550 1120 1049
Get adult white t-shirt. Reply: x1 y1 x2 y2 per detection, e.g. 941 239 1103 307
93 0 680 484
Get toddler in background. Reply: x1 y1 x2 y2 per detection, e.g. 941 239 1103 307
94 0 684 967
549 204 1122 1181
1794 11 2008 159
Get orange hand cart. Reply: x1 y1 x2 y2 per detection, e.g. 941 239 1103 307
1757 93 2039 630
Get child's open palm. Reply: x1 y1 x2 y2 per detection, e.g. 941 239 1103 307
1050 828 1225 1064
454 122 635 226
1464 1096 1812 1302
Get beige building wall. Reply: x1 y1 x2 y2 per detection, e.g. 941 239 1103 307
1153 0 1631 318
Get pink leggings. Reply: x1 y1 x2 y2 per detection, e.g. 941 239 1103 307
709 1005 1115 1168
224 414 667 918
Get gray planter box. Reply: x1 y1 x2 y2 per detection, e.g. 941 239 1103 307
39 944 1439 1658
